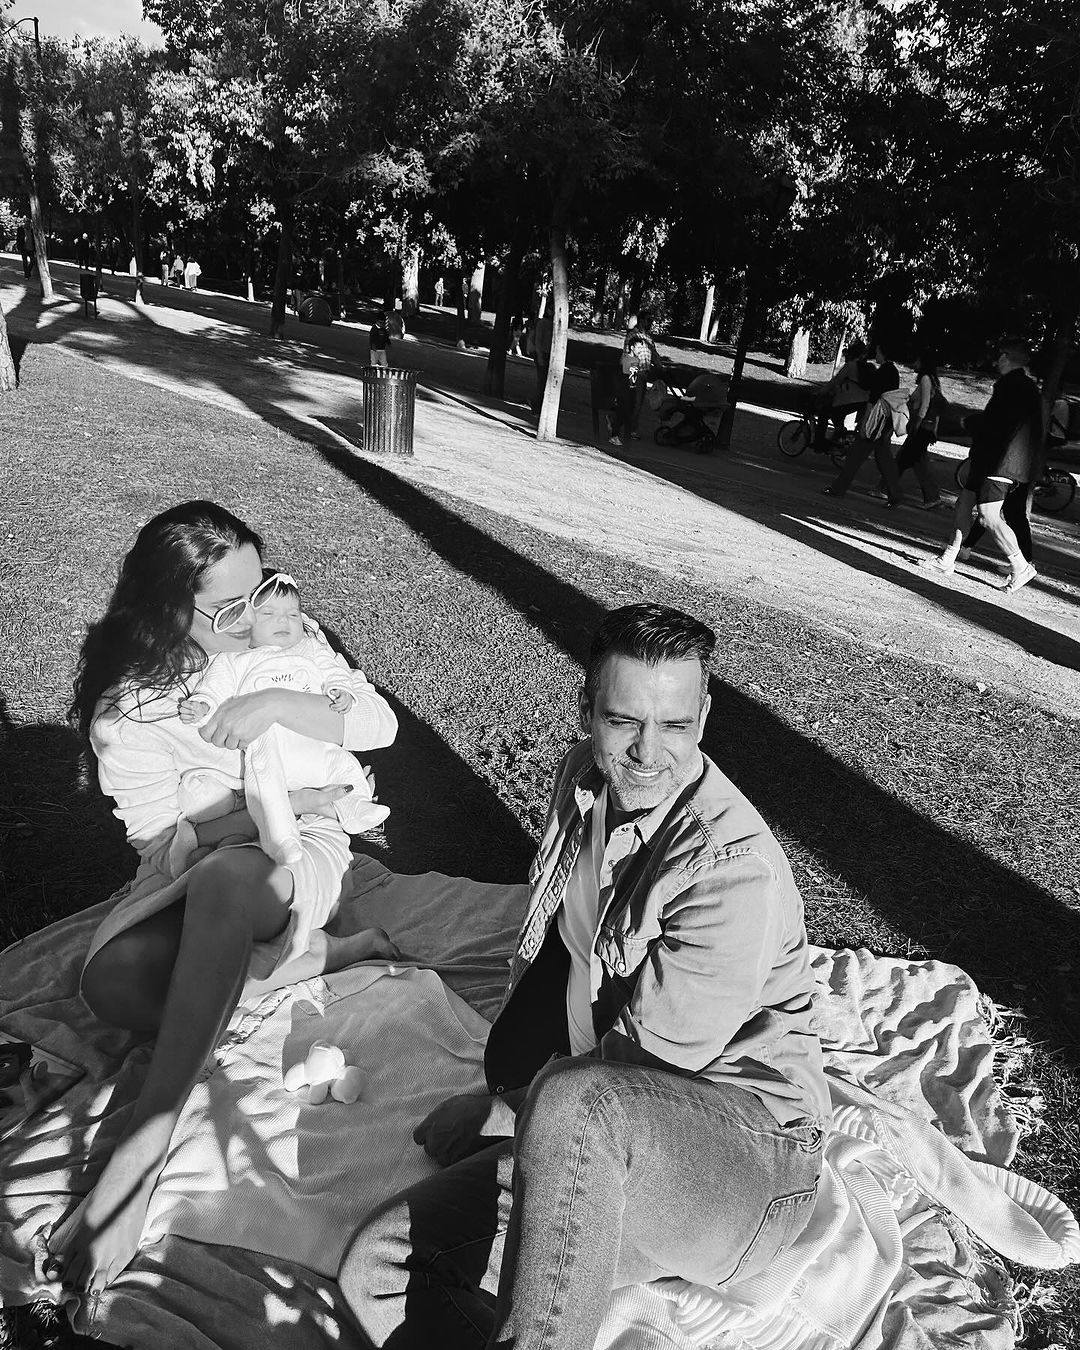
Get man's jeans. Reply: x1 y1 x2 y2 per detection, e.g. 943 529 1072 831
340 1057 823 1350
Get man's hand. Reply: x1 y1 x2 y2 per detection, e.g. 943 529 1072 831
413 1093 515 1167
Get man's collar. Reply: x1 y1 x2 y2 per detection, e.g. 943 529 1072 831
572 746 706 846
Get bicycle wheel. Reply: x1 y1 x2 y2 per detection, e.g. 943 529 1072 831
777 418 811 457
1032 468 1076 514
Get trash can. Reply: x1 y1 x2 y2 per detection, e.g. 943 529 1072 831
360 366 417 456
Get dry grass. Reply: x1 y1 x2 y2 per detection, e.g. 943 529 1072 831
1 342 1078 1348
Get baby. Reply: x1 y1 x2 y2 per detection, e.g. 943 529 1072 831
178 571 389 867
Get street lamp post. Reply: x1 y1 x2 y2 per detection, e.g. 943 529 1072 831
715 172 798 452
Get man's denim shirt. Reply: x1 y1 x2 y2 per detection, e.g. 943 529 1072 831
492 740 831 1130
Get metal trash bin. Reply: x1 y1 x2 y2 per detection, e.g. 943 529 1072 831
359 366 417 456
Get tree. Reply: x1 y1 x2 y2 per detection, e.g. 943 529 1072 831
0 27 58 300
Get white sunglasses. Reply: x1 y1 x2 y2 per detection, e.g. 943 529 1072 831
195 572 298 634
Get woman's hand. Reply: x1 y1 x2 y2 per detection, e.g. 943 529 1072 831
289 784 353 819
413 1093 514 1167
199 690 282 751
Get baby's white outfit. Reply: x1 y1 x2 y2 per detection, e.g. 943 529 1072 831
180 633 389 868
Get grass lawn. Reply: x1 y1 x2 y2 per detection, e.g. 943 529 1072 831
2 342 1079 1349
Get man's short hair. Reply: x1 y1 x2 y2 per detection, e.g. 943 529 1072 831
999 336 1032 366
583 603 716 708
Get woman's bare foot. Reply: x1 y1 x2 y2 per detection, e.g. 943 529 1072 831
44 1116 173 1294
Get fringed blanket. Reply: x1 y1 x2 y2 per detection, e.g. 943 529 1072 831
1 856 1076 1350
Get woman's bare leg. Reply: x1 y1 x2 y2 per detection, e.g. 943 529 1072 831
47 849 292 1295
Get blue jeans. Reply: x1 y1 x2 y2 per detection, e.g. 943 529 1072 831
340 1057 822 1350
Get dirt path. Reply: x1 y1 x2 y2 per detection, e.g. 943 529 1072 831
4 261 1078 719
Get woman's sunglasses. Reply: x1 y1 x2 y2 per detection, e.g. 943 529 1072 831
195 572 297 635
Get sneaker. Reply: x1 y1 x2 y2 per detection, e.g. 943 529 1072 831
1000 563 1037 594
919 498 945 510
956 547 973 562
608 435 623 447
867 488 889 501
918 555 955 574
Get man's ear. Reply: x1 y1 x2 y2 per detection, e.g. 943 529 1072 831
696 692 711 741
578 688 592 736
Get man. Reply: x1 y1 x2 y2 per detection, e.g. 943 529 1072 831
340 603 829 1350
17 221 31 278
921 337 1043 594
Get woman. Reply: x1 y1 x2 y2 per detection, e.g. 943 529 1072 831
822 339 903 503
890 352 944 508
45 501 399 1297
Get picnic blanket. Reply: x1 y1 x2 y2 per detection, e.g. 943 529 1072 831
1 854 1077 1350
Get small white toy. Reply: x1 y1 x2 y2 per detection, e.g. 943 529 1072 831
330 1066 364 1104
284 1041 362 1105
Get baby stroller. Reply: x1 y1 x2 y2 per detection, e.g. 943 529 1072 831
651 373 726 451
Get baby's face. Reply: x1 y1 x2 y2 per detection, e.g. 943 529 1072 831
249 592 304 649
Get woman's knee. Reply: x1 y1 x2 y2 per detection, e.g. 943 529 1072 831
81 906 184 1031
186 849 290 936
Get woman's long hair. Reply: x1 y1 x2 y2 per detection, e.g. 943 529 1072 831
70 501 263 736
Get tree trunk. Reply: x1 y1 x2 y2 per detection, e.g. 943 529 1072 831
698 282 715 343
26 175 53 301
401 244 420 317
716 280 761 450
467 262 486 324
484 234 525 398
270 204 293 339
592 268 609 328
831 327 848 375
0 299 18 391
129 170 143 276
784 325 810 378
537 190 574 442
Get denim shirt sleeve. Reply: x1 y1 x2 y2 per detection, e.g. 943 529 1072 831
599 848 787 1074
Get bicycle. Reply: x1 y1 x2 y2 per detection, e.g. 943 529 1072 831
776 412 852 466
952 462 1076 515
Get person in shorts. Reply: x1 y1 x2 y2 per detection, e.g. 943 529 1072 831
920 338 1044 594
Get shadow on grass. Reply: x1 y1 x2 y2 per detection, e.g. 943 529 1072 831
618 447 1080 662
311 436 1080 1040
314 623 534 881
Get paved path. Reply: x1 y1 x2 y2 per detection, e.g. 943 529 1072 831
4 259 1078 718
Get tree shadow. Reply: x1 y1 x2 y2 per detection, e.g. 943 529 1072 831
308 436 1080 1041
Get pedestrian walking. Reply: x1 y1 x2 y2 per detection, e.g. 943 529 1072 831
822 340 904 504
609 312 659 444
160 247 170 286
16 222 31 278
920 337 1043 594
171 253 184 286
434 275 445 308
76 232 92 270
184 257 202 291
888 352 946 508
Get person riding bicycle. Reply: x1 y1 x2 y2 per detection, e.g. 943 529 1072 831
811 340 869 451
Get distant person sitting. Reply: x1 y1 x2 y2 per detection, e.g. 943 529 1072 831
369 309 392 367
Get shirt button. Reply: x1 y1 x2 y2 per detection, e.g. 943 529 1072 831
616 959 626 973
